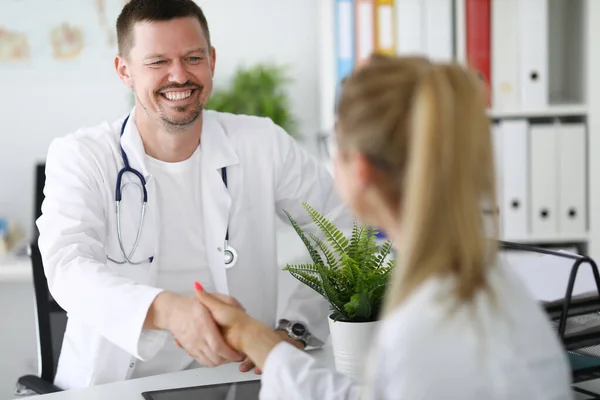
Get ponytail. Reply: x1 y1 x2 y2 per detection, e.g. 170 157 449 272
383 64 498 314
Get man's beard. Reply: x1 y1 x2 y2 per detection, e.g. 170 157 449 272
133 81 204 130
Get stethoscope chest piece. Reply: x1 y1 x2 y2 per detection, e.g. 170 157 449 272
223 241 238 269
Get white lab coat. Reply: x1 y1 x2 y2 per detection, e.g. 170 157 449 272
258 261 573 399
36 108 353 389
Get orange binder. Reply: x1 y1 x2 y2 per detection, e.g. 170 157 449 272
374 0 395 55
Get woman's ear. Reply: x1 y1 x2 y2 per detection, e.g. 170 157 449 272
354 152 376 189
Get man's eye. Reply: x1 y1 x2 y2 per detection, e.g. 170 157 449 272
189 57 202 62
152 60 165 65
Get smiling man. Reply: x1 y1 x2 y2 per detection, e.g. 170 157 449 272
36 0 353 389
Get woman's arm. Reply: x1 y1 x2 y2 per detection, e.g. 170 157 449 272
194 284 361 399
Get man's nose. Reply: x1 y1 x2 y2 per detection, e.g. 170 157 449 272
168 60 188 84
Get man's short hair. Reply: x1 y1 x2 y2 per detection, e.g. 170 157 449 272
116 0 211 57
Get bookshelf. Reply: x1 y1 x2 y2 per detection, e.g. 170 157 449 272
317 0 596 257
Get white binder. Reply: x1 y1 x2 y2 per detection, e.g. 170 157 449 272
424 0 453 62
395 0 452 61
500 119 529 240
518 0 549 108
529 123 558 237
491 122 504 237
491 0 520 111
557 123 587 236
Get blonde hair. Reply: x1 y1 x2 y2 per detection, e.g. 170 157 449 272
336 55 498 314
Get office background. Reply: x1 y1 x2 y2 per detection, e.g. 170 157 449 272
1 0 600 399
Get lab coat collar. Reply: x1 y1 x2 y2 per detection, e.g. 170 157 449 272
119 107 240 179
199 109 240 170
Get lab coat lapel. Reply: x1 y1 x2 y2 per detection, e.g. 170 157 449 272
201 111 239 294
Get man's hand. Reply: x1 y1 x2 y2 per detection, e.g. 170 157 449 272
239 330 306 374
145 291 245 367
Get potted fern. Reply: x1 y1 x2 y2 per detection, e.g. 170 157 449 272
283 203 395 381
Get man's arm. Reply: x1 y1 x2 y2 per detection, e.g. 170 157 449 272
37 136 169 360
270 124 355 343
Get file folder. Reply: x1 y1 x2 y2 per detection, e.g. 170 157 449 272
335 0 355 84
395 0 452 61
557 123 587 236
518 0 549 108
500 119 529 240
529 123 558 237
374 0 395 55
355 0 375 63
491 122 504 237
491 0 520 110
424 0 453 61
465 0 491 106
395 0 422 55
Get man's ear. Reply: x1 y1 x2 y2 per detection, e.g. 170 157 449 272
115 55 133 88
209 46 216 77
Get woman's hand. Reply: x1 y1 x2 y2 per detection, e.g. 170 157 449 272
194 281 285 371
193 282 253 349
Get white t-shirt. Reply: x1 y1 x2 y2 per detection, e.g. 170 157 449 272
132 146 216 378
260 260 573 399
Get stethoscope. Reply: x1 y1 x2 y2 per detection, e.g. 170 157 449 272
107 115 238 268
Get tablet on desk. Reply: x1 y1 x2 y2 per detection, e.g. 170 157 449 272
141 380 261 400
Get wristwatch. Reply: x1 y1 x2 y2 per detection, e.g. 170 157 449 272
276 319 324 348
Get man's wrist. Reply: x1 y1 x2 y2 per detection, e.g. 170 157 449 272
144 290 179 331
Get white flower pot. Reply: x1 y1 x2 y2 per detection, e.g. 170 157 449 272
328 316 379 382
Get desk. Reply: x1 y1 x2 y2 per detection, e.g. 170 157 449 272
31 346 333 400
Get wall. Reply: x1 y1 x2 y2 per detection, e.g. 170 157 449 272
0 0 321 242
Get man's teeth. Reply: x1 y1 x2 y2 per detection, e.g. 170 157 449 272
163 90 192 101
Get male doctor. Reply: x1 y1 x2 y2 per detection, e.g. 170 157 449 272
36 0 352 390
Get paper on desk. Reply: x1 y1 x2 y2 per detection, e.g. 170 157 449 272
502 250 599 303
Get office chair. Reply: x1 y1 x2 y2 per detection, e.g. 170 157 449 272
15 240 65 395
500 240 600 399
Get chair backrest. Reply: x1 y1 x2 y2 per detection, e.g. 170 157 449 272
29 240 67 383
33 163 45 238
30 162 68 383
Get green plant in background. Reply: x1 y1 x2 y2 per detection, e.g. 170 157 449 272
283 203 395 323
205 63 300 139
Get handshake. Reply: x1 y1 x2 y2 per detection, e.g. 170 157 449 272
145 282 305 374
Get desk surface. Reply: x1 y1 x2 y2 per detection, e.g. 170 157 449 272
32 346 333 400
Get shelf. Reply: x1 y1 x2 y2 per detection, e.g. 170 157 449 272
488 104 588 119
501 235 589 246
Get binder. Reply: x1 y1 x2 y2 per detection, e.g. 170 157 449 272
335 0 355 84
395 0 452 61
374 0 395 55
395 0 423 55
491 0 520 110
518 0 549 108
453 0 466 63
491 122 504 237
319 0 338 132
557 123 587 236
423 0 453 61
355 0 375 63
500 119 529 240
529 123 558 237
465 0 491 107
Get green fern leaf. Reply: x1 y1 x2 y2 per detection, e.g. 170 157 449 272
303 203 349 256
283 209 324 267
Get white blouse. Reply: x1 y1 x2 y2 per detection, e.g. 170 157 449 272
260 263 573 399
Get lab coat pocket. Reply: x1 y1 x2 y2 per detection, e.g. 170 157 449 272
105 252 154 284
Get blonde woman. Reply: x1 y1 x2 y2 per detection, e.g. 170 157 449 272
194 56 573 399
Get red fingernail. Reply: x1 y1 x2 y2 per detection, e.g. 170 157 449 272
194 281 204 291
